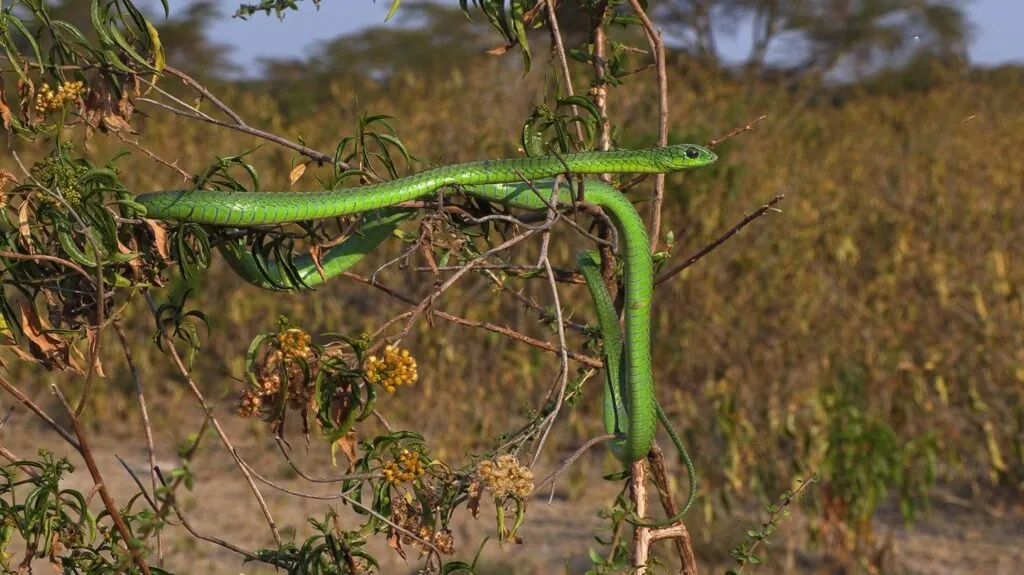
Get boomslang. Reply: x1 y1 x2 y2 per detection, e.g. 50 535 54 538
135 144 718 463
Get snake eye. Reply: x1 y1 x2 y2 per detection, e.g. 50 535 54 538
685 147 700 160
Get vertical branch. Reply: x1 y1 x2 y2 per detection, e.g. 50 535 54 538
51 386 153 575
114 318 164 566
627 0 670 252
632 459 653 572
648 443 699 574
545 1 587 146
591 0 612 157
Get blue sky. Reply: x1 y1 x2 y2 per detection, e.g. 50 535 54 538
200 0 1021 73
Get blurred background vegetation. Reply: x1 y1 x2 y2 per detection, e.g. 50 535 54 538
2 0 1022 571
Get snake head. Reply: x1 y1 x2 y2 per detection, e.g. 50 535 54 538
659 144 718 171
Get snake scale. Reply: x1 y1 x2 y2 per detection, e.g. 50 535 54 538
135 144 718 464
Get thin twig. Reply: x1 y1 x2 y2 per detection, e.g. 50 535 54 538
0 443 41 478
392 227 543 346
528 233 572 469
481 268 588 332
531 433 615 495
137 97 342 168
415 263 585 284
164 65 245 125
113 318 163 566
237 457 444 561
341 271 603 368
707 115 768 148
0 374 80 449
272 436 378 483
544 0 587 147
0 251 96 285
655 193 785 286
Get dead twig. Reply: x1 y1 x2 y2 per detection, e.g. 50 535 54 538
625 0 670 252
113 318 164 566
655 193 785 286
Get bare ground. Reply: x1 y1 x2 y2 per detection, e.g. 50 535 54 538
2 408 1022 575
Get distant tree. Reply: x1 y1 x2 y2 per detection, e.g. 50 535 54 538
653 0 973 80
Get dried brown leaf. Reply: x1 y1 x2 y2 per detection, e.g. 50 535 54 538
388 530 407 561
18 200 32 241
335 430 358 471
19 304 60 355
143 219 171 261
309 243 328 284
467 480 482 519
487 44 513 56
288 163 307 186
101 113 137 135
20 303 84 375
0 77 12 130
85 328 105 378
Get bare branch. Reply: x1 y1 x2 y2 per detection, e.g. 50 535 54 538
51 385 153 575
655 193 785 286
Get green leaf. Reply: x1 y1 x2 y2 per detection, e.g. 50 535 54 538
385 0 402 22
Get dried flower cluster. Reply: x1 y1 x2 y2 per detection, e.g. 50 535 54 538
390 497 455 555
382 448 424 484
35 81 86 115
237 327 328 418
476 455 534 500
365 344 418 393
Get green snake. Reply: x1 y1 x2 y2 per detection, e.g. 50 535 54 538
134 144 717 466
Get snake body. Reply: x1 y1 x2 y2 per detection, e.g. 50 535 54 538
135 144 717 463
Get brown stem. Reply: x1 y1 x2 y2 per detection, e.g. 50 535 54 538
51 386 153 575
113 318 163 565
655 193 785 286
648 443 699 574
632 459 652 572
0 374 79 449
137 97 342 168
626 0 670 252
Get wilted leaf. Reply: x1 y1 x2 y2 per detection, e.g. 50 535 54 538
309 243 328 284
388 529 407 561
145 20 165 73
288 162 307 186
101 113 136 135
0 78 12 130
18 200 32 240
335 430 358 471
143 219 171 261
85 328 105 378
20 304 60 356
467 480 482 519
487 44 513 56
19 303 84 375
